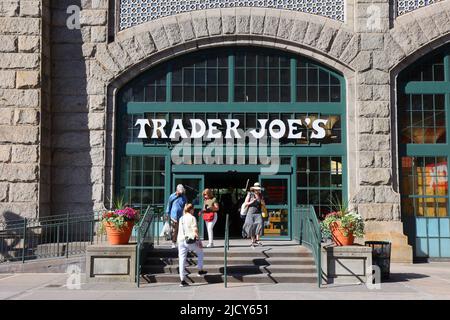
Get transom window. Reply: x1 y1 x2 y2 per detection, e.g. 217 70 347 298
119 48 343 104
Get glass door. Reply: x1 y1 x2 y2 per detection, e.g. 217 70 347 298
259 175 290 239
172 174 205 239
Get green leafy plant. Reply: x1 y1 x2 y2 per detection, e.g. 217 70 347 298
320 196 364 238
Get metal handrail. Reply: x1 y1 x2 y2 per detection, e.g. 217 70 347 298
224 213 230 288
1 211 105 264
295 205 322 287
136 206 163 287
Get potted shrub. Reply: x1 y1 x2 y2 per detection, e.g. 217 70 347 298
99 197 140 245
321 199 364 246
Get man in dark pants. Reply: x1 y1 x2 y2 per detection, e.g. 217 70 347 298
166 184 187 248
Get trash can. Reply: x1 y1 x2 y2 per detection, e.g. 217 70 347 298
365 241 391 280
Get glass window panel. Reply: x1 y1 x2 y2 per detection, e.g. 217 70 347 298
297 190 307 204
268 55 279 68
145 85 155 101
269 69 279 84
155 157 165 170
246 69 257 85
280 56 290 68
280 86 290 102
330 86 340 102
257 86 268 102
308 68 318 84
142 189 153 205
235 54 245 67
246 85 256 102
319 86 330 102
308 86 318 102
218 55 228 67
433 64 444 81
154 189 165 205
195 86 206 102
235 69 245 85
246 54 256 68
297 86 307 102
258 68 268 84
183 69 194 85
257 54 267 68
207 56 217 68
280 69 290 85
172 86 182 101
195 69 205 85
309 172 319 187
235 86 245 102
156 85 166 101
218 69 228 85
143 172 153 186
218 86 228 102
297 173 307 187
183 86 194 101
207 69 217 84
297 68 307 85
320 173 331 187
172 69 182 84
268 86 280 102
435 95 445 110
319 69 329 85
207 86 217 102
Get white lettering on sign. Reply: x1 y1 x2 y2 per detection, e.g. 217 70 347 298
135 118 329 141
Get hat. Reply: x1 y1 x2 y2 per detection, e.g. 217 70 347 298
250 182 263 191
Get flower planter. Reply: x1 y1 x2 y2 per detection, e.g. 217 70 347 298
104 221 134 245
330 221 354 246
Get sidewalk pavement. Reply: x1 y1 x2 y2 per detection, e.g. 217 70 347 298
0 262 449 300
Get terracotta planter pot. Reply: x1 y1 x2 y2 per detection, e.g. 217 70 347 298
104 221 134 245
330 221 354 246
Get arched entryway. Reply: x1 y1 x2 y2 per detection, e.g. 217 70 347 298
114 46 347 240
397 45 450 259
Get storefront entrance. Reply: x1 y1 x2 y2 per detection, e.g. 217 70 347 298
115 46 347 243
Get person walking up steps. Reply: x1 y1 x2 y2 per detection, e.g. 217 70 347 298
178 203 207 287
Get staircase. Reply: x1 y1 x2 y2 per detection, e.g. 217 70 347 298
139 240 317 285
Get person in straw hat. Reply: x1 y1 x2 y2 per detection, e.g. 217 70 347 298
242 182 266 247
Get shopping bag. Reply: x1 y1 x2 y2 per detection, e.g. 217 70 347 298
161 221 172 240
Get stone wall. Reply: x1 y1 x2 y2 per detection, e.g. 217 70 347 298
0 0 42 221
50 0 108 214
2 0 450 261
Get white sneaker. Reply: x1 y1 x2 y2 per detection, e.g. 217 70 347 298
206 243 214 248
171 243 176 249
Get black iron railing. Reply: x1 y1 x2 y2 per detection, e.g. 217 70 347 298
0 212 105 263
135 206 164 287
224 213 230 288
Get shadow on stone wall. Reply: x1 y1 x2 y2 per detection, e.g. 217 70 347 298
50 0 93 217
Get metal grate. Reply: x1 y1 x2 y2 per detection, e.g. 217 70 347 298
397 0 441 16
119 0 345 31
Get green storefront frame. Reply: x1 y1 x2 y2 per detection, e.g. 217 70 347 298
115 47 348 241
398 46 450 258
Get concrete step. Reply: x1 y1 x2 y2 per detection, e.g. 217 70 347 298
143 264 317 275
147 249 312 258
145 256 315 266
141 272 317 284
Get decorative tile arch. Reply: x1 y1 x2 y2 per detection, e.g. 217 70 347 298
118 0 345 31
